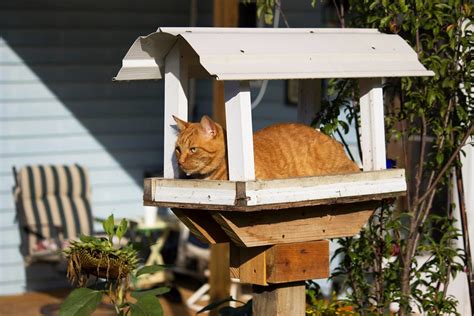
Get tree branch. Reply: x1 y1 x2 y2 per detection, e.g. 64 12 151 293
417 123 474 207
275 0 290 28
336 128 356 162
414 113 427 207
332 0 345 28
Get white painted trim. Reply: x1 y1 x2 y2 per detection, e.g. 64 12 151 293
247 177 405 206
164 42 188 178
160 27 382 35
122 59 159 68
224 81 256 181
115 28 434 81
359 78 386 171
155 186 236 206
152 169 406 208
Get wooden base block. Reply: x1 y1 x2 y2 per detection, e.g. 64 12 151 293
267 240 329 283
230 240 329 285
253 282 306 316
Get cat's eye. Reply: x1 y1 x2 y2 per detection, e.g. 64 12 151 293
190 147 197 153
175 147 181 154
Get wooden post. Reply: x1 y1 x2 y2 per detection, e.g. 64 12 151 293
164 42 188 178
253 282 306 316
212 0 239 127
209 3 239 313
359 78 386 171
224 81 256 181
298 79 322 125
245 78 323 316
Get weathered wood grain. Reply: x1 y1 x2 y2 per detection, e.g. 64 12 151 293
143 169 406 211
171 209 230 244
266 241 329 283
239 246 269 286
213 202 377 247
230 241 329 285
253 282 306 316
229 244 240 279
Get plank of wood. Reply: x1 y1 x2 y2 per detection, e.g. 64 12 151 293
145 177 237 207
359 78 386 171
213 202 377 247
210 2 239 310
164 41 188 178
144 169 406 211
244 171 405 207
213 80 226 127
171 209 230 244
238 246 269 286
209 242 230 312
297 79 321 125
266 241 329 283
229 244 240 279
231 241 328 285
253 282 306 316
224 81 256 181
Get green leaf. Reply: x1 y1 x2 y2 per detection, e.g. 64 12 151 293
256 5 265 18
116 218 128 240
436 151 444 165
130 294 163 316
131 287 170 299
136 264 166 277
103 214 115 241
79 234 100 243
264 12 273 25
59 288 103 316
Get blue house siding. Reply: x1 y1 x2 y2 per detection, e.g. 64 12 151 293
0 0 194 295
0 0 333 295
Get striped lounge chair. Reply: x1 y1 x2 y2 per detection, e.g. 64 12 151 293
13 164 94 264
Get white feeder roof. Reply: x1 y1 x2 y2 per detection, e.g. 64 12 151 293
114 27 433 81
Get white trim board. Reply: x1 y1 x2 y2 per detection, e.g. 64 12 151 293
144 169 406 211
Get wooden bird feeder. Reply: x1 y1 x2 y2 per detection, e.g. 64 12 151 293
115 27 433 315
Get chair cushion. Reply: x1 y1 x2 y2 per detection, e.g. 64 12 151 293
14 165 94 262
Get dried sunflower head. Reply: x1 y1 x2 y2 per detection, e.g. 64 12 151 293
64 234 138 286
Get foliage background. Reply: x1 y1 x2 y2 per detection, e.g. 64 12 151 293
256 0 473 315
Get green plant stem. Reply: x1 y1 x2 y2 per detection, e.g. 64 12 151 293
414 113 427 204
335 128 356 162
416 123 473 209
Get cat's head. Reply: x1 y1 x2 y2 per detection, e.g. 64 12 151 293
173 115 226 177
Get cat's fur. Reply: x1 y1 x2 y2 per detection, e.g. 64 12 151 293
173 115 360 180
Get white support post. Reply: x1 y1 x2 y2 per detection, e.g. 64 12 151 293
359 78 386 171
297 79 322 125
224 81 255 181
164 42 188 178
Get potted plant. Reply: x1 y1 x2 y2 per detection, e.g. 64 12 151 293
60 215 169 316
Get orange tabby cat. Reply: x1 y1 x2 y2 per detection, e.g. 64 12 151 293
173 115 360 180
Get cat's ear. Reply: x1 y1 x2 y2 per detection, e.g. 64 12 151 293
173 115 189 131
200 115 218 138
